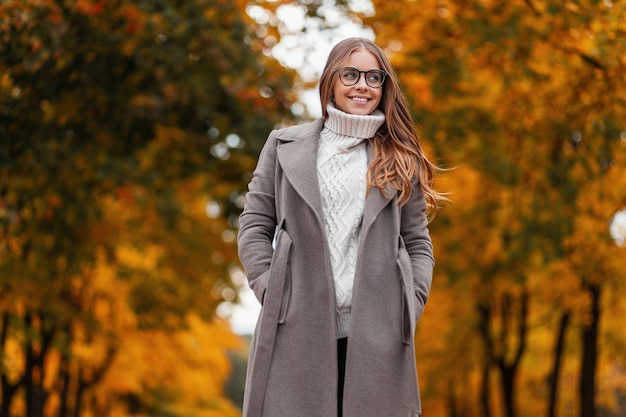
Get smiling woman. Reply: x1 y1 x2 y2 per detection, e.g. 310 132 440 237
237 37 447 417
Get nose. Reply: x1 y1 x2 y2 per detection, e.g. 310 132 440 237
355 73 369 88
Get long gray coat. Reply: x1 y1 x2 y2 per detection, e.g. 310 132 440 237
237 118 434 417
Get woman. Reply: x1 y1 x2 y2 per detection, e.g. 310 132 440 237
238 37 443 417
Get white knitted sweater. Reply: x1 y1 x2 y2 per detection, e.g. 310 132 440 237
317 104 385 338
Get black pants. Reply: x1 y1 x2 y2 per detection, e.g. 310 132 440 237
337 337 348 417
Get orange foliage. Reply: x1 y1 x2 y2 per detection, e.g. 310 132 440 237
0 0 299 414
362 0 626 415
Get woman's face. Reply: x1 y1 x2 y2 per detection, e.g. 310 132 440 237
333 49 383 115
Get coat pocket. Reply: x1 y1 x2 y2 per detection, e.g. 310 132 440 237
397 236 415 345
277 258 291 324
271 220 292 325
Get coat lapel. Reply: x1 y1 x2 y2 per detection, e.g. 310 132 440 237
361 140 394 238
276 119 325 222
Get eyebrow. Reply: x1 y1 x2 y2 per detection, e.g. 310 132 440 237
341 67 383 71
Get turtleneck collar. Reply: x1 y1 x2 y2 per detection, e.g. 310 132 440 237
324 103 385 140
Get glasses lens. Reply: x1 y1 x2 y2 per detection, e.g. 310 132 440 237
339 68 360 85
366 70 384 87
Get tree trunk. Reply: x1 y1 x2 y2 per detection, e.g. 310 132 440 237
547 311 570 417
477 304 492 417
58 322 74 417
478 291 529 417
25 341 45 417
73 376 86 417
24 313 38 417
58 358 72 417
447 379 458 417
480 361 491 417
580 283 600 417
24 312 55 417
502 291 529 417
0 372 21 417
501 364 516 417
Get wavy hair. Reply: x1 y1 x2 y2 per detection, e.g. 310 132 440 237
319 37 445 217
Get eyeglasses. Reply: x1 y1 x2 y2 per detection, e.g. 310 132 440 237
335 67 387 88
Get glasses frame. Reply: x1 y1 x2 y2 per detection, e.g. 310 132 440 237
335 66 387 89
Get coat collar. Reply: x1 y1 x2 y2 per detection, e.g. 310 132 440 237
276 119 325 221
276 118 393 234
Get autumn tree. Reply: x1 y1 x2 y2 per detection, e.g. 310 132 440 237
366 1 626 416
0 0 296 415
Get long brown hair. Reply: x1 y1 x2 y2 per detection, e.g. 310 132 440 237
319 37 445 217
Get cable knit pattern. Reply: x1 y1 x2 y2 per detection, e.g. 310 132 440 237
317 104 385 338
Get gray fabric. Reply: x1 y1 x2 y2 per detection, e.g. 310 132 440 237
238 118 434 417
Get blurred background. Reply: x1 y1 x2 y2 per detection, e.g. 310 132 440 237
1 0 625 416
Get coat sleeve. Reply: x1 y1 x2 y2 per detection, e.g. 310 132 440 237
237 130 280 304
400 182 435 319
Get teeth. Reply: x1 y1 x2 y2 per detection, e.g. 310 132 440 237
351 97 368 102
